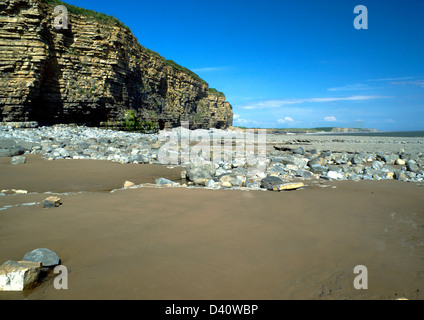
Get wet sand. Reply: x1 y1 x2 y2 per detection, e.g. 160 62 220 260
0 156 423 300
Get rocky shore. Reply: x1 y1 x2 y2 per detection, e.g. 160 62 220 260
1 124 423 191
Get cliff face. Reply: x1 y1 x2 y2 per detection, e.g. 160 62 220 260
0 0 233 129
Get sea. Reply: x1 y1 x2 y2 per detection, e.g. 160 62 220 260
312 131 424 138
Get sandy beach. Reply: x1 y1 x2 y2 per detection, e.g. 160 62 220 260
0 155 423 300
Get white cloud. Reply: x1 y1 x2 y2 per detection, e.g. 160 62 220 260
368 76 415 82
241 95 391 110
328 84 370 92
324 116 337 122
277 117 294 124
191 66 227 73
233 114 261 126
390 80 424 88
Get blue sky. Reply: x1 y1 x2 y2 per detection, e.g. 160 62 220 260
64 0 424 131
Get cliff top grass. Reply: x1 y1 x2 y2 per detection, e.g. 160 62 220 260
42 0 209 86
208 88 225 98
42 0 130 31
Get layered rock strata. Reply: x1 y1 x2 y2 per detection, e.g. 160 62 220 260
0 0 233 129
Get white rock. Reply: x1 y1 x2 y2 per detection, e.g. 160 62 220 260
123 181 135 188
395 158 406 165
327 171 345 180
0 260 42 291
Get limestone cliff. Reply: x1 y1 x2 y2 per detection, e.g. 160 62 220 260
0 0 233 129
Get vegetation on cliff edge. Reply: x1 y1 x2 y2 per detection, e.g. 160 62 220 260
42 0 208 86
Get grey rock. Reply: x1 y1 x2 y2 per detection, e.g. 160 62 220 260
394 171 409 181
186 162 216 185
382 154 399 165
350 165 365 175
309 164 329 174
308 157 325 167
10 156 26 165
371 161 384 170
351 154 364 165
327 165 343 173
0 146 25 157
245 179 261 189
206 180 218 188
333 152 349 164
23 248 60 268
347 174 362 181
327 171 345 180
296 169 313 179
261 176 284 190
267 165 286 175
155 178 179 186
293 147 305 155
407 160 419 173
0 138 17 149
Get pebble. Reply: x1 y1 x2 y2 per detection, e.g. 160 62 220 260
0 125 422 192
123 181 136 188
42 196 62 208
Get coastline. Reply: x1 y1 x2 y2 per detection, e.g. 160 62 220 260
1 126 423 300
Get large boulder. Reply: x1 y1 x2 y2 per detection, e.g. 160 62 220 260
0 138 25 157
22 248 60 268
0 260 42 291
261 176 284 190
185 162 216 185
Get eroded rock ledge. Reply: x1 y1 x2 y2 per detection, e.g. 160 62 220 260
0 0 233 129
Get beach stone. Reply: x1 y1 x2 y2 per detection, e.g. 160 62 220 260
310 164 328 174
395 158 406 166
221 181 232 188
407 161 419 173
280 155 309 168
350 165 365 175
293 147 305 155
351 154 364 165
245 179 261 189
219 173 245 187
327 165 343 173
273 183 305 191
42 196 62 208
347 173 362 181
155 178 179 187
10 156 26 165
267 164 285 175
333 153 349 164
327 171 345 180
308 157 325 167
261 176 284 190
186 162 216 185
394 171 409 181
22 248 60 268
206 180 218 188
372 161 384 170
123 181 135 188
232 157 246 168
296 169 313 179
0 146 25 157
0 260 42 291
382 154 399 165
0 138 17 149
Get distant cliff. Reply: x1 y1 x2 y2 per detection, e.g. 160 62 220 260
0 0 233 129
